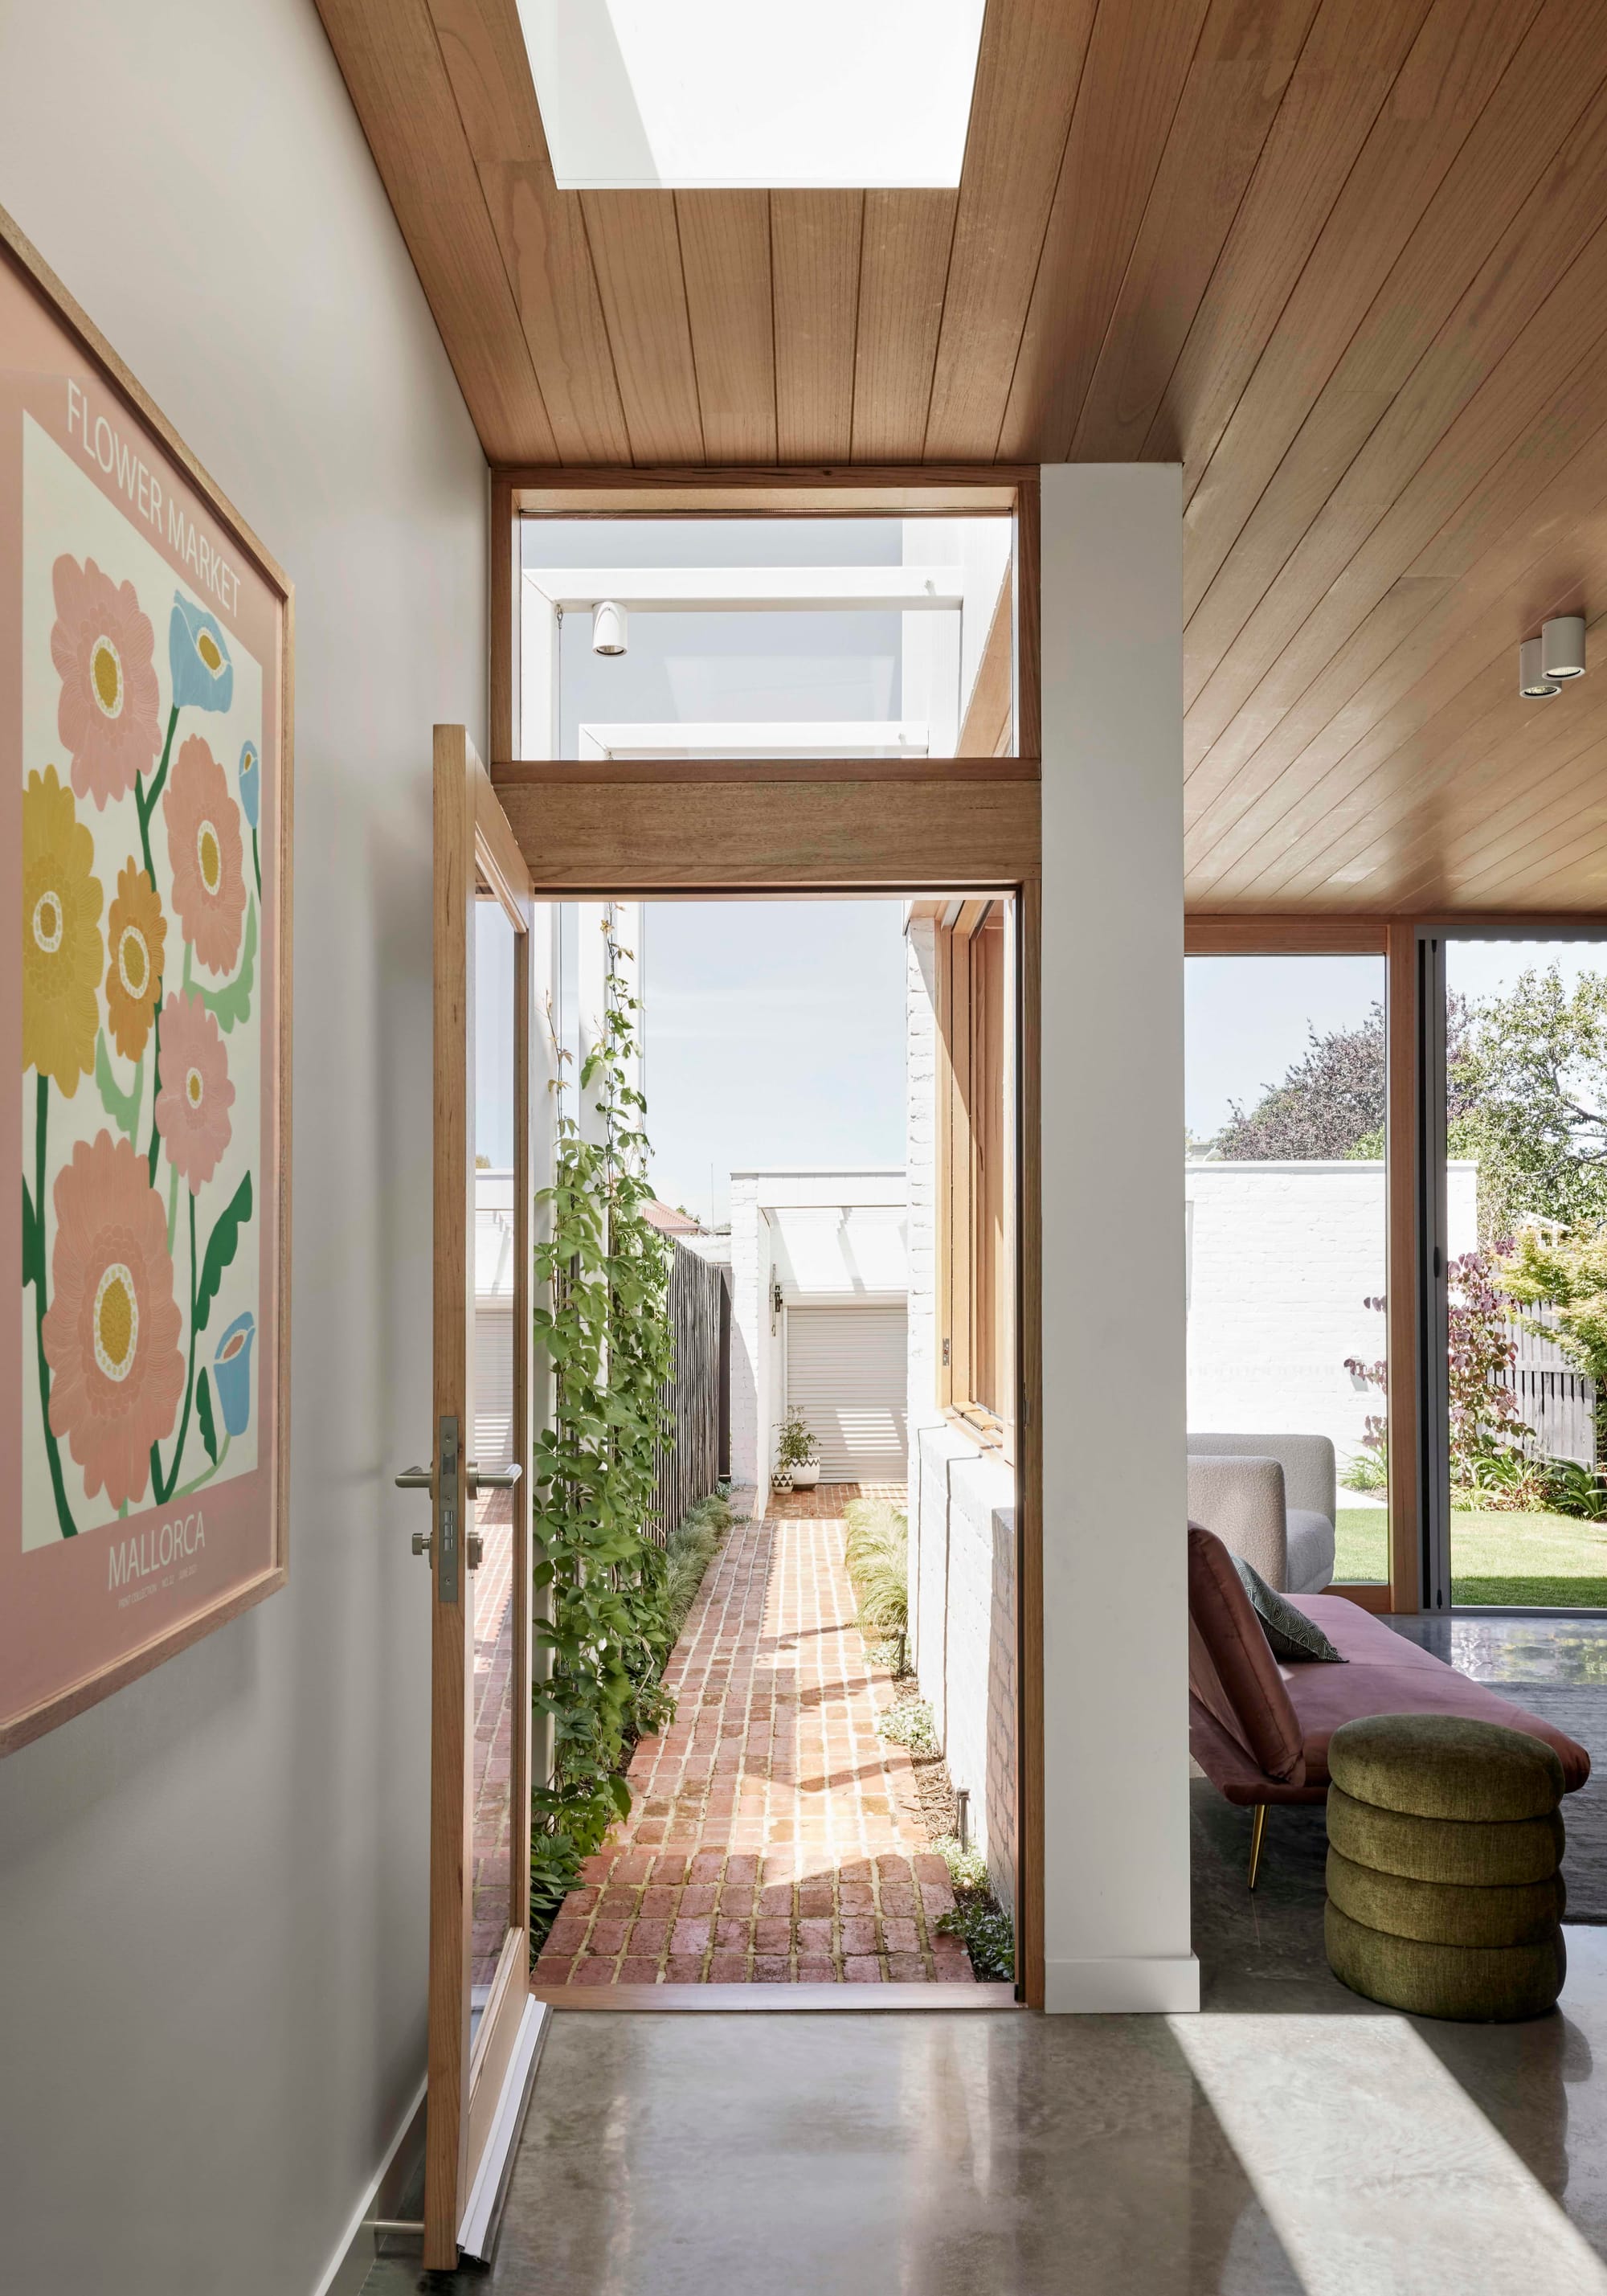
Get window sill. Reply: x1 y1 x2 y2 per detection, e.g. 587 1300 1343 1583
943 1403 1012 1465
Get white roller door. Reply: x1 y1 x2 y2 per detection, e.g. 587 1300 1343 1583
784 1305 908 1483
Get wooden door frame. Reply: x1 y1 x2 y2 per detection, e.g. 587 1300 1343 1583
428 726 538 2268
489 467 1047 2010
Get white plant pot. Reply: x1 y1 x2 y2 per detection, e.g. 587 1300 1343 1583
790 1461 820 1488
773 1467 793 1494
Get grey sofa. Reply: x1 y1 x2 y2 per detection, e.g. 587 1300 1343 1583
1186 1431 1337 1595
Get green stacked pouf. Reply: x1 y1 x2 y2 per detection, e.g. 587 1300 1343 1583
1323 1714 1568 2022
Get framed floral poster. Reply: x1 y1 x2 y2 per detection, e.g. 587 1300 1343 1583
1 207 291 1753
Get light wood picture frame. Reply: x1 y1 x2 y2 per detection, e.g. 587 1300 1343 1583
0 204 292 1754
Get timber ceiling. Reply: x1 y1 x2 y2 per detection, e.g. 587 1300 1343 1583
317 0 1607 915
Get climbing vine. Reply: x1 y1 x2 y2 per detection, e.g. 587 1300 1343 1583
530 912 676 1937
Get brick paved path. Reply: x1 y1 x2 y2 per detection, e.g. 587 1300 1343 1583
535 1484 970 1985
471 1491 515 1987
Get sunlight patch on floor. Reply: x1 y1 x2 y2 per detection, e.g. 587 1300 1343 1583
1169 2012 1607 2296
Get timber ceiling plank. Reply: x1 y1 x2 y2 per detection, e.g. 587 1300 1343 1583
579 194 705 462
998 0 1216 462
1142 0 1433 479
1189 441 1607 902
1184 0 1596 709
1227 627 1607 905
772 194 864 463
1185 289 1607 866
429 0 631 463
313 0 557 462
852 192 955 461
1184 192 1607 792
677 194 778 464
1069 0 1321 463
922 0 1099 460
1325 658 1607 903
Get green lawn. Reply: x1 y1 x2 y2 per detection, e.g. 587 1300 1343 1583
1336 1505 1607 1606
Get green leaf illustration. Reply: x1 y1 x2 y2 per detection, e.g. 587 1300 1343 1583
200 896 256 1034
197 1367 219 1465
195 1172 253 1336
95 1029 143 1143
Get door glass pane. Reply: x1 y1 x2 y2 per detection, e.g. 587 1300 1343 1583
472 890 518 1994
1445 939 1607 1608
1185 954 1388 1585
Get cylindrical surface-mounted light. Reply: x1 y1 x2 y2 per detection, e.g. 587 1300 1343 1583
1519 638 1560 700
1541 613 1586 681
592 599 628 656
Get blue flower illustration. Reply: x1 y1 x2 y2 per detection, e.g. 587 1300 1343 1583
213 1311 256 1438
169 592 234 713
238 739 260 831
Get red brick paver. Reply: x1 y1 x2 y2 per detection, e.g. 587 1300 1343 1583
536 1484 971 1986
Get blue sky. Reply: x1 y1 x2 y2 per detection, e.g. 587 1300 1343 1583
1186 941 1607 1143
641 898 908 1226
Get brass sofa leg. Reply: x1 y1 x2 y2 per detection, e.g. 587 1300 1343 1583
1248 1804 1268 1891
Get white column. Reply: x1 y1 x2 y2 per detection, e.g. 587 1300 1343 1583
1039 465 1196 2013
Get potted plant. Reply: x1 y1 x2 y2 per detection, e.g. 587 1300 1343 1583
777 1405 820 1490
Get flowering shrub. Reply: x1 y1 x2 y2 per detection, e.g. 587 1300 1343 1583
1345 1250 1533 1497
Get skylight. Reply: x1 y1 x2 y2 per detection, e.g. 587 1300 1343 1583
517 1 987 190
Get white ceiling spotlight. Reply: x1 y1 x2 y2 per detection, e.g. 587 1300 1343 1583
591 599 627 657
1541 613 1587 681
517 1 988 190
1519 638 1560 700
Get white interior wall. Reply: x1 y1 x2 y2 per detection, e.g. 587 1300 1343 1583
1040 465 1196 2013
0 6 487 2288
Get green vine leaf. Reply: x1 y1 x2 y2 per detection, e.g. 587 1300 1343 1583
195 1172 253 1336
95 1029 143 1143
200 896 256 1033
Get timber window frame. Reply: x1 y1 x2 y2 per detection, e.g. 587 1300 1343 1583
932 896 1015 1459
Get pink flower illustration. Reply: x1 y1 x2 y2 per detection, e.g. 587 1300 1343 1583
155 990 234 1193
50 555 162 808
163 735 246 974
43 1132 184 1511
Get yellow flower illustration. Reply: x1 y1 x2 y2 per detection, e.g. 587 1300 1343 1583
22 764 103 1095
104 860 167 1064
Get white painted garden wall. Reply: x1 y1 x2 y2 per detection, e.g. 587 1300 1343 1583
1186 1160 1477 1471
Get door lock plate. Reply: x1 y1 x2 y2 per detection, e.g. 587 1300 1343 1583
437 1414 460 1605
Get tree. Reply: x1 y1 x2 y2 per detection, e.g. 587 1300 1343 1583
1215 1003 1387 1160
1212 997 1475 1160
1458 968 1607 1240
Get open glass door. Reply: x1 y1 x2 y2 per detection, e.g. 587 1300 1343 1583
407 726 545 2269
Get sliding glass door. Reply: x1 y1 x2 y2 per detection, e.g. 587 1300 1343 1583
1429 934 1607 1610
1184 947 1389 1587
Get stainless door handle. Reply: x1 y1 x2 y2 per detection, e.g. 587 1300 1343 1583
394 1466 432 1491
467 1462 522 1492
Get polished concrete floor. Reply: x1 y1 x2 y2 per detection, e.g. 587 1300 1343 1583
363 1618 1607 2295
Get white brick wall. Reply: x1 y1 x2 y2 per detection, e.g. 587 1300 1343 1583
1186 1160 1477 1470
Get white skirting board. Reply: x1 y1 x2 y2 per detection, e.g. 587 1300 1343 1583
458 1996 552 2261
311 2074 428 2296
1044 1954 1200 2016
